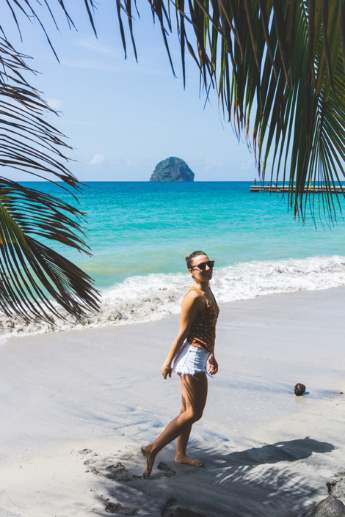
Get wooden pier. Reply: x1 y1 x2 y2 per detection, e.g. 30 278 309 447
250 185 344 193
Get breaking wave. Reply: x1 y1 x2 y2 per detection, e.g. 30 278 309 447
2 255 345 338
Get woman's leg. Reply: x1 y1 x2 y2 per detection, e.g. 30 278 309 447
175 374 206 466
142 372 208 477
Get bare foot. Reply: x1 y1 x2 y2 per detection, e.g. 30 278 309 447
174 454 204 467
141 446 156 478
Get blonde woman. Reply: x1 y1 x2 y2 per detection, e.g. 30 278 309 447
141 251 219 477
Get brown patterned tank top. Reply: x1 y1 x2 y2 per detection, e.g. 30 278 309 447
186 286 219 353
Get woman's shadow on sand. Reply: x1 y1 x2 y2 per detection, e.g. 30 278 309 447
217 436 334 471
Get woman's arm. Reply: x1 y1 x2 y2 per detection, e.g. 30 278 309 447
162 292 204 379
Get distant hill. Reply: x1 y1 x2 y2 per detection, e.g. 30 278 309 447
150 157 195 182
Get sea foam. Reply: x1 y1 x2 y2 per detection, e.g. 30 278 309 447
1 255 345 337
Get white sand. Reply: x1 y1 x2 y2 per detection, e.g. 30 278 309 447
1 287 345 516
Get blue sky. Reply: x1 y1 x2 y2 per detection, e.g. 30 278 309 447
4 2 260 182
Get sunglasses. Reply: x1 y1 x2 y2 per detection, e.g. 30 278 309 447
192 260 215 271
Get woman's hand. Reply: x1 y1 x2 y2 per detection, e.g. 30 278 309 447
162 363 173 379
208 354 218 375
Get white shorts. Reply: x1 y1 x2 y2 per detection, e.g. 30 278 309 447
172 339 210 377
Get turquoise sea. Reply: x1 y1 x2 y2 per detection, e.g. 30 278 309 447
3 181 345 335
38 181 345 283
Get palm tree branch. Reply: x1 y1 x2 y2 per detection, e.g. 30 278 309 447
0 34 99 320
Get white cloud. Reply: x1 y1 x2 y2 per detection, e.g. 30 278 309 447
240 160 254 170
46 99 63 110
76 39 118 55
61 58 120 73
90 154 104 165
204 158 223 170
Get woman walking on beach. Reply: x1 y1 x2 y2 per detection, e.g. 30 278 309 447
141 251 219 477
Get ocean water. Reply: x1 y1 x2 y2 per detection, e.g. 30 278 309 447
2 181 345 336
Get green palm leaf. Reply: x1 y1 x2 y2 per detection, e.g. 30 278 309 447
107 0 345 219
0 36 99 321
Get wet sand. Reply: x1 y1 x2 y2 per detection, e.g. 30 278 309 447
1 287 345 516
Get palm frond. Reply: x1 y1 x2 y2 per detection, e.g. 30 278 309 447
0 36 99 321
0 179 99 321
107 0 345 220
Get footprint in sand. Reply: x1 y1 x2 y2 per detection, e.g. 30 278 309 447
106 463 128 481
157 462 176 478
105 462 142 482
106 462 125 471
78 448 92 455
105 502 138 515
161 498 207 517
121 453 133 460
81 453 142 482
84 459 96 465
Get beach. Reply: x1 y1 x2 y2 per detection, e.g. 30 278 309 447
3 1 345 512
1 286 345 516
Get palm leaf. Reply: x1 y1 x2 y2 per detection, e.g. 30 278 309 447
102 0 345 220
0 36 99 321
0 180 98 321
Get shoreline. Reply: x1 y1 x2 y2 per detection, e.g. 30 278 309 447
2 254 345 339
1 287 345 516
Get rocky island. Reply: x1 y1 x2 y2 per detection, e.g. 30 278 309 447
150 157 195 182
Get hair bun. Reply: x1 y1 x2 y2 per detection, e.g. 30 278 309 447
185 250 207 269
